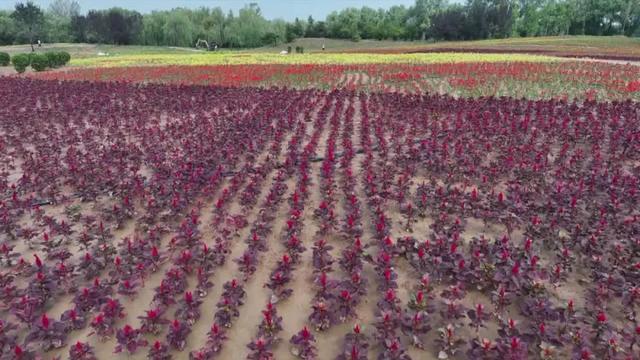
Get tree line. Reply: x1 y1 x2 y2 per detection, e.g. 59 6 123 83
1 0 639 48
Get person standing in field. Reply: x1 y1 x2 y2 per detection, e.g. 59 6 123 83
322 43 325 51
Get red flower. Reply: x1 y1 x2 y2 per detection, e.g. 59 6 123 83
597 311 607 323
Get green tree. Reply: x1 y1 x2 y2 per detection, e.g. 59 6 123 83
358 7 379 39
45 13 73 42
227 4 270 47
292 17 305 37
141 11 166 45
45 0 80 43
205 8 228 47
48 0 80 18
326 8 361 40
407 0 447 40
262 31 278 46
11 1 44 51
163 11 193 47
430 5 468 40
621 0 640 35
271 19 287 45
0 11 17 45
379 6 409 40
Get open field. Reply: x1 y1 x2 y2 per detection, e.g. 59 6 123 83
251 36 640 60
0 43 200 59
1 37 640 360
4 35 640 62
326 36 640 61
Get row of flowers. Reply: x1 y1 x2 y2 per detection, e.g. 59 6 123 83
0 78 639 358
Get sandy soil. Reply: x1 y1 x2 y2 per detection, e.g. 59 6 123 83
1 71 634 360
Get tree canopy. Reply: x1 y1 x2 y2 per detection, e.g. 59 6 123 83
10 1 44 50
1 0 639 48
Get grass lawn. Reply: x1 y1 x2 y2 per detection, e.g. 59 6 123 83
2 36 637 69
330 35 640 59
0 43 200 58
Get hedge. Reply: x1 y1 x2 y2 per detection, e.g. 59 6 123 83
11 53 30 73
0 52 9 66
30 53 49 72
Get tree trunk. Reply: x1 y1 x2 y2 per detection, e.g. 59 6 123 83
29 26 34 52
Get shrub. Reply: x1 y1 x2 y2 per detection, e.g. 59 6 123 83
58 51 71 66
45 51 71 68
30 54 49 72
0 52 9 66
11 53 30 73
45 52 59 68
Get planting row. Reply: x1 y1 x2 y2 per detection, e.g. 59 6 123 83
31 61 640 101
0 78 639 359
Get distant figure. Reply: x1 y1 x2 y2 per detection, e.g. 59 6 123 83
322 43 325 51
214 44 218 51
37 39 41 48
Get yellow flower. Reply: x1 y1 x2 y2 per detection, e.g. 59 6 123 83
71 52 561 68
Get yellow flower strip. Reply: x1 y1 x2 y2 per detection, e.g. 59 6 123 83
71 52 562 67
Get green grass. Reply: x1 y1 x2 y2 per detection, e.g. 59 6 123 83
331 36 640 57
423 35 640 48
0 43 202 59
252 36 640 54
250 37 432 53
2 36 637 67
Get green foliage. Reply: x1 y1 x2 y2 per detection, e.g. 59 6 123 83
29 52 48 71
48 0 80 18
163 11 193 46
0 52 9 66
74 8 142 45
262 32 279 46
58 50 70 65
11 53 30 73
45 13 74 43
226 4 272 48
2 0 640 49
141 11 167 45
43 51 70 67
44 51 57 66
305 16 327 38
11 1 45 49
0 11 17 45
430 6 469 40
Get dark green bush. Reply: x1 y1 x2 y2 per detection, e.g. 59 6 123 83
30 53 48 72
45 52 59 68
0 52 9 67
11 53 30 73
45 51 71 68
58 51 71 66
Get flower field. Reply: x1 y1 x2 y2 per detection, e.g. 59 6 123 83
1 65 640 360
67 52 556 68
34 60 640 101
